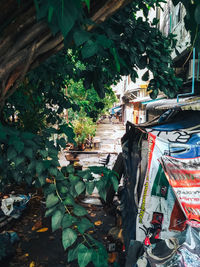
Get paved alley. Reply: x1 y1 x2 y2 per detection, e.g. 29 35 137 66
60 118 125 170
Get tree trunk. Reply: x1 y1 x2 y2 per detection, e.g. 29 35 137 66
0 0 131 108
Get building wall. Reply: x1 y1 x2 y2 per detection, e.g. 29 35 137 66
124 103 134 124
112 76 127 105
139 109 146 124
158 1 190 60
171 3 190 59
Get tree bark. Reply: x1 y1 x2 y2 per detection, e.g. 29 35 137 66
0 0 131 107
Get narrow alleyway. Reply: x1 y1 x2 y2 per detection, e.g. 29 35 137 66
4 118 125 267
59 117 125 169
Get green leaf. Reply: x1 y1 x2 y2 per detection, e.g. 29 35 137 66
43 160 52 170
92 251 101 267
24 148 33 158
58 0 78 38
7 147 17 161
96 34 112 50
13 170 22 183
38 174 46 186
89 166 106 174
70 185 78 198
46 193 59 208
59 125 75 143
78 244 92 267
85 181 95 195
48 6 54 23
98 189 106 201
73 204 87 216
21 132 35 139
75 181 85 195
27 161 35 172
81 40 99 59
172 0 179 6
62 228 77 250
40 149 48 158
82 0 90 11
57 137 66 148
77 218 93 234
35 0 48 20
135 55 147 69
25 175 33 185
142 70 149 81
52 209 63 232
95 179 105 192
14 141 24 153
69 174 80 184
44 183 56 195
36 161 45 175
110 47 120 72
150 88 158 99
73 30 90 46
66 164 74 174
92 250 108 267
48 147 58 159
68 243 82 262
111 175 118 192
56 172 65 181
62 214 77 229
58 184 68 194
78 170 92 180
152 18 159 26
49 167 58 176
63 194 75 205
0 130 6 140
45 204 58 217
195 4 200 25
15 156 24 166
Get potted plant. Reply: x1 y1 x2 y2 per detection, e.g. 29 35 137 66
73 117 96 150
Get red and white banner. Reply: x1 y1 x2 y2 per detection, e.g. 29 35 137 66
160 156 200 221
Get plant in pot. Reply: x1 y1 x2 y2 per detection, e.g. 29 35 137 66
73 117 96 150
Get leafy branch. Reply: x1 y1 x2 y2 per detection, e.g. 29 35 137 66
44 164 119 266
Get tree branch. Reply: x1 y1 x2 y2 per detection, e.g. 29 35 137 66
0 0 132 107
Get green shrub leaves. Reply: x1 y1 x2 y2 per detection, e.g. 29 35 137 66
62 228 77 250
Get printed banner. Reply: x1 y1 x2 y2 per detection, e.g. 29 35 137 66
160 156 200 221
137 133 156 225
136 133 179 241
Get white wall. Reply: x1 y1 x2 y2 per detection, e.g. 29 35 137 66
158 1 191 59
124 104 133 124
112 76 127 105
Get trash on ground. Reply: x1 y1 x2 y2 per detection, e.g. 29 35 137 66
1 194 31 219
81 197 102 206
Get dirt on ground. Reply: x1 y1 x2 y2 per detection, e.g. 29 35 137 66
1 119 126 267
1 188 125 267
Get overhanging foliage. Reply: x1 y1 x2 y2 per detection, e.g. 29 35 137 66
0 0 131 107
0 0 196 265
